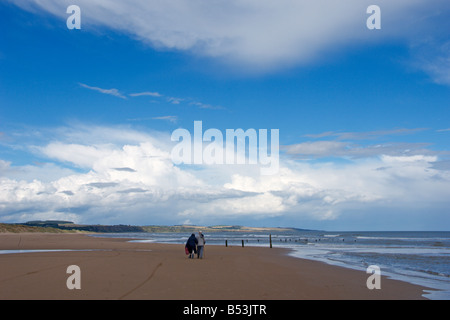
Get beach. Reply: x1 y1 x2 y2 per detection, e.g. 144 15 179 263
0 233 430 300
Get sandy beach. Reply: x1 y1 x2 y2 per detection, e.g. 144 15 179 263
0 233 430 300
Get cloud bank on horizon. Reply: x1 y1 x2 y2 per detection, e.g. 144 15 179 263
1 124 449 230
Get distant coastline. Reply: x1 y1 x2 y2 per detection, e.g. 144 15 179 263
0 220 312 234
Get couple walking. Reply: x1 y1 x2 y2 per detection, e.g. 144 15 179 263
186 231 206 259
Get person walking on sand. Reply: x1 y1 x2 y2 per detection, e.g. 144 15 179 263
186 233 198 259
196 231 206 259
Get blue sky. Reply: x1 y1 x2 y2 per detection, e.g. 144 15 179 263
0 1 449 230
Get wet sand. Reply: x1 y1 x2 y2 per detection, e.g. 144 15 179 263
0 233 430 300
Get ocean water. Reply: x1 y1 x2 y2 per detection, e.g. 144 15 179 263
91 230 450 299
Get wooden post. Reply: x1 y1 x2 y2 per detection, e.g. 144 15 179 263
242 240 244 247
225 240 228 247
269 234 272 248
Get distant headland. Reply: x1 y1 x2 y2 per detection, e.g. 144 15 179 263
0 220 313 234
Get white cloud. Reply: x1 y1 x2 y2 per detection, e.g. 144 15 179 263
411 39 450 86
84 84 222 112
79 83 127 99
284 141 347 157
1 124 450 228
152 116 178 123
179 192 286 220
129 91 162 97
10 0 448 72
167 97 184 104
189 101 225 110
39 142 114 168
421 56 450 86
0 160 76 183
283 141 434 159
381 154 437 163
304 128 428 140
285 128 437 159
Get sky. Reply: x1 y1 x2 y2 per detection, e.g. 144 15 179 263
0 0 449 230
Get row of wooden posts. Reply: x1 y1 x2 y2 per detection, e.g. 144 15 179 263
225 234 273 248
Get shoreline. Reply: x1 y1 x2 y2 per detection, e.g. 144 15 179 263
98 232 450 299
0 233 433 300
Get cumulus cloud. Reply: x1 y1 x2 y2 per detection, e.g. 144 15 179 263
10 0 448 73
1 124 450 227
0 129 204 224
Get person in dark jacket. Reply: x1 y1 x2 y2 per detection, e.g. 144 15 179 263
186 233 198 259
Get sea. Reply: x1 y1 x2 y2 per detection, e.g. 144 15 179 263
91 230 450 300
